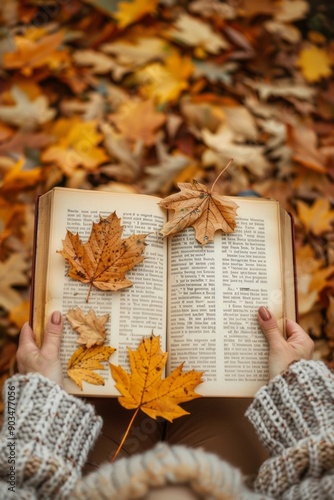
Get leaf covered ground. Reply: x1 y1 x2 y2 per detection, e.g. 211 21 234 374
0 0 333 403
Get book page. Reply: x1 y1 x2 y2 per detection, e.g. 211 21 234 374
43 188 167 396
167 198 288 397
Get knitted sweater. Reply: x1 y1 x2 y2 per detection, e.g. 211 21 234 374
0 360 333 499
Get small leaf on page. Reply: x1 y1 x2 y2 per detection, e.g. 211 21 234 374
68 345 116 390
66 307 109 348
159 161 238 245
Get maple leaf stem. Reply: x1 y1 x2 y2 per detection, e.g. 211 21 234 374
110 407 140 463
86 282 93 303
210 159 234 192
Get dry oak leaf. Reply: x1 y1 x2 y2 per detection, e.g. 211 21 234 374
110 334 203 422
296 199 334 236
66 307 109 348
68 345 115 390
159 167 238 245
58 212 147 302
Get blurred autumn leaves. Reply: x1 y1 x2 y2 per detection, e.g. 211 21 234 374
0 0 333 399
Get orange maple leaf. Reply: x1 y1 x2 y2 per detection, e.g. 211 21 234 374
58 212 147 301
296 199 334 236
66 307 109 348
110 334 203 460
67 345 116 390
159 162 238 245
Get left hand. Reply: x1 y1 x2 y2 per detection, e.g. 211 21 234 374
17 311 64 387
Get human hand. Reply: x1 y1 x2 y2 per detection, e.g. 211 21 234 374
17 311 64 387
258 306 314 379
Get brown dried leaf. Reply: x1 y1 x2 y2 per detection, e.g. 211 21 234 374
159 166 238 245
66 307 109 348
58 212 147 301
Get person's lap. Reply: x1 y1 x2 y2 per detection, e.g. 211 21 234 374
83 397 268 478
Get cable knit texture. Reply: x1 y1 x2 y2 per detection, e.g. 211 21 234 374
72 443 265 499
246 360 334 499
0 374 102 499
0 360 333 499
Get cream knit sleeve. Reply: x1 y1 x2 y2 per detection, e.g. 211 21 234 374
246 360 334 499
0 374 102 500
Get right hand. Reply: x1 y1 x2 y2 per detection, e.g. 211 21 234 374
258 306 314 379
17 311 64 387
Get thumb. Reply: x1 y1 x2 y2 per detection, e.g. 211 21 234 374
18 322 38 351
41 311 63 357
257 306 284 346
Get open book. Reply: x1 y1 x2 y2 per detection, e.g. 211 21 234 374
31 187 297 398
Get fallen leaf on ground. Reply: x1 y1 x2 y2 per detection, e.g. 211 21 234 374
114 0 158 29
297 44 332 83
143 140 191 194
166 14 229 55
58 212 147 301
111 99 166 146
3 31 66 74
67 345 115 389
133 52 193 104
41 119 109 174
102 37 169 68
0 86 56 131
66 307 109 348
0 157 42 194
297 199 334 236
0 253 29 311
159 163 238 245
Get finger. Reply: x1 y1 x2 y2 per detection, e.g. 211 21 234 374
18 322 37 350
41 311 63 357
257 306 284 344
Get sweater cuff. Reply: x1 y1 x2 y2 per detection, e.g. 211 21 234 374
245 359 334 456
0 374 102 498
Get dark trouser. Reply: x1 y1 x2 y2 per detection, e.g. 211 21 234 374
83 397 268 481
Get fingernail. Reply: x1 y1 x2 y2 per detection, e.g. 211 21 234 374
51 311 62 325
259 306 271 321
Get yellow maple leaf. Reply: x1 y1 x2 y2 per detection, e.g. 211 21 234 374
68 345 116 390
111 334 203 421
41 120 109 174
296 199 334 236
115 0 159 29
134 52 194 104
297 44 332 82
110 334 202 460
58 212 147 302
